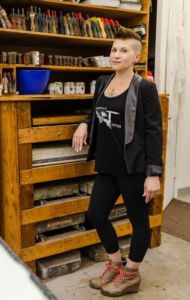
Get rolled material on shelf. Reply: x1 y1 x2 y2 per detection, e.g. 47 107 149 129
36 213 85 233
32 143 89 167
79 179 95 195
34 181 80 202
63 0 82 3
37 250 81 280
83 236 131 262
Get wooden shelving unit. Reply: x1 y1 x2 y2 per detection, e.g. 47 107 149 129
2 0 147 18
0 0 169 274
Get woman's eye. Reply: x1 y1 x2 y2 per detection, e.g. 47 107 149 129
121 49 127 53
111 48 116 52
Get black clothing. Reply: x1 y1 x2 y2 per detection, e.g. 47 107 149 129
87 172 151 262
82 73 163 177
84 73 162 262
95 88 128 176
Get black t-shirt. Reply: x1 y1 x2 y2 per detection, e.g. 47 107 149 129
94 88 128 176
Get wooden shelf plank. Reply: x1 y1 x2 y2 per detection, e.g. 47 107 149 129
19 124 78 144
0 64 113 72
0 29 147 47
2 0 147 19
0 29 113 47
0 63 146 72
21 195 124 225
21 214 162 262
21 184 164 226
32 114 88 126
0 94 93 102
20 161 96 185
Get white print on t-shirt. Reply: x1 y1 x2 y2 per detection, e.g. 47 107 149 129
96 106 121 129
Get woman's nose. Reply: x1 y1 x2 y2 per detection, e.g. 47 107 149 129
113 52 121 58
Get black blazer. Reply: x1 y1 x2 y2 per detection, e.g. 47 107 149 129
82 73 163 176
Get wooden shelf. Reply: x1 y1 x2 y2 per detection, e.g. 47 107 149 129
21 215 162 262
0 63 146 73
0 64 113 72
18 124 78 144
0 0 166 274
0 28 112 47
20 161 96 185
0 29 146 47
0 94 93 102
21 195 124 225
32 114 89 126
3 0 147 19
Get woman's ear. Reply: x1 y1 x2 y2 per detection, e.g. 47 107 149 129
135 52 141 63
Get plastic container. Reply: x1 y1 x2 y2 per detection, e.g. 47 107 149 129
17 69 51 94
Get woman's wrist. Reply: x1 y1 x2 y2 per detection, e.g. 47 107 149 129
80 122 88 127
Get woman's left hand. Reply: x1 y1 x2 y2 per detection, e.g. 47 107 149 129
143 176 160 203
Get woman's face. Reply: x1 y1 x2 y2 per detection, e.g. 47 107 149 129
110 38 141 71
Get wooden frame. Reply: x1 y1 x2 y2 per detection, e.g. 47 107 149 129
0 0 168 273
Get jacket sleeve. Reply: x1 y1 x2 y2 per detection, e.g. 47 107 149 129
80 76 104 128
142 81 163 176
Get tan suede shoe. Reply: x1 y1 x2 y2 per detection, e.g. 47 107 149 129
101 266 141 297
89 260 123 290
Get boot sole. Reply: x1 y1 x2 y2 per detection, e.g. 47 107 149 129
101 283 140 297
89 283 101 290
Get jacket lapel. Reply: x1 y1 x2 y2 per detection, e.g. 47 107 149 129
125 73 142 145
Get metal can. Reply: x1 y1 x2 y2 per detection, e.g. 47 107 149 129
90 80 96 94
64 82 75 94
55 82 63 94
77 82 85 94
31 51 40 65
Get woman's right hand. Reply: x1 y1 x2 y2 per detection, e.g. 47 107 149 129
72 123 88 152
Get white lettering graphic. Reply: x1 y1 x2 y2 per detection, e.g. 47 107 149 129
96 107 121 129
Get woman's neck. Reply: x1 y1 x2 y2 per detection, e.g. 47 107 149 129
114 68 134 82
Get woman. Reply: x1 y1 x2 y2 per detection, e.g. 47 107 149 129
72 29 162 297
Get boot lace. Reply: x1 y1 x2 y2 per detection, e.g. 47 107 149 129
113 267 126 282
113 268 138 282
102 262 120 276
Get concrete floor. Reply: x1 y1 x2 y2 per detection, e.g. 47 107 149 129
45 233 190 300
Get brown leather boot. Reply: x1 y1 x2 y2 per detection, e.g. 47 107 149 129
89 260 125 290
101 265 141 297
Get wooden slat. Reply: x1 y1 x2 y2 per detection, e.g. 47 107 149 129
32 114 88 126
21 214 161 262
20 161 96 185
19 124 78 144
21 195 124 225
0 94 93 102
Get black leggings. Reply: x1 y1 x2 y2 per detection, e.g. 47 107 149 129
87 173 151 262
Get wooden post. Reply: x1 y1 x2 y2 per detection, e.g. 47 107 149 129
149 95 169 248
17 101 36 272
0 102 21 255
